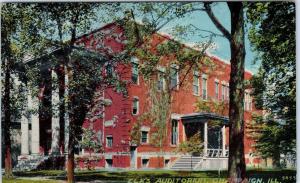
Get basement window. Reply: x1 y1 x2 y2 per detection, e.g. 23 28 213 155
164 159 170 167
142 158 149 168
105 159 113 168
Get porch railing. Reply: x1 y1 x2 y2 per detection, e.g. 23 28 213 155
207 149 229 158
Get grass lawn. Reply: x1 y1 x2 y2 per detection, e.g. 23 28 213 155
10 169 296 182
2 178 62 183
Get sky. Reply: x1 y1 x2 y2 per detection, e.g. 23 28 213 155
156 3 260 74
91 2 260 74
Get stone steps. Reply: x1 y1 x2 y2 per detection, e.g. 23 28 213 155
15 155 49 171
170 156 203 170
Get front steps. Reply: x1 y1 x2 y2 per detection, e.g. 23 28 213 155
15 155 65 171
170 155 203 170
15 155 46 171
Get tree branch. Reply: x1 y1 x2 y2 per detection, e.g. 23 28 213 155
204 3 231 40
190 24 224 38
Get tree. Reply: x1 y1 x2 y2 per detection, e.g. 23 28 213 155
2 3 125 182
247 2 296 168
79 127 104 170
177 132 203 155
1 3 36 178
203 2 247 182
1 4 15 177
127 3 248 180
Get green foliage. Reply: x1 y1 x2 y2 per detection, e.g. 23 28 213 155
130 118 142 146
177 132 203 155
79 127 103 154
247 2 296 167
195 99 228 116
147 81 171 149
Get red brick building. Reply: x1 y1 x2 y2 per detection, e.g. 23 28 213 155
16 22 262 170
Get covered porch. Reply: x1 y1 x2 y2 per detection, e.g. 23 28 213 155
170 112 229 170
180 112 229 158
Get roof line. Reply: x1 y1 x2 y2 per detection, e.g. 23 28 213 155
157 31 254 75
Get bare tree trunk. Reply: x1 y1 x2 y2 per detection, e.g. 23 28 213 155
3 59 13 178
227 2 246 183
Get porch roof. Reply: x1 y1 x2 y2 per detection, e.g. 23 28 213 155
180 112 229 125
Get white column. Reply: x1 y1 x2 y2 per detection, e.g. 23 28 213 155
21 88 29 155
222 125 226 157
64 66 69 155
51 69 60 154
30 90 40 155
204 122 208 157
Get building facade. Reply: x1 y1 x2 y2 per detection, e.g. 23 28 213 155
15 22 263 170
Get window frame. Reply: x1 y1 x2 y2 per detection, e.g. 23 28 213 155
193 71 200 96
157 71 165 91
215 80 219 100
131 57 139 85
169 65 179 90
171 120 178 146
132 97 139 115
106 135 113 148
142 158 149 168
202 75 208 100
141 131 148 144
221 84 226 101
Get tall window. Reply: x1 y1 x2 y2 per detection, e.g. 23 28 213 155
132 97 139 115
170 67 178 89
141 131 148 143
171 120 178 145
248 94 252 111
131 57 139 84
221 84 226 101
226 86 229 100
157 71 165 91
244 93 252 111
193 71 199 95
202 76 207 100
106 136 113 147
215 81 219 99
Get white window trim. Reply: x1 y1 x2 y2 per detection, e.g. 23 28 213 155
132 96 139 115
193 71 200 96
140 131 149 144
157 71 166 91
215 80 219 100
170 64 179 90
142 158 149 168
170 120 179 146
131 57 139 85
106 135 113 148
201 75 208 100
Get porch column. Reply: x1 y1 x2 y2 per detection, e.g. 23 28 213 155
222 125 226 157
30 90 40 155
51 69 60 154
64 66 69 156
21 87 29 155
204 122 208 156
